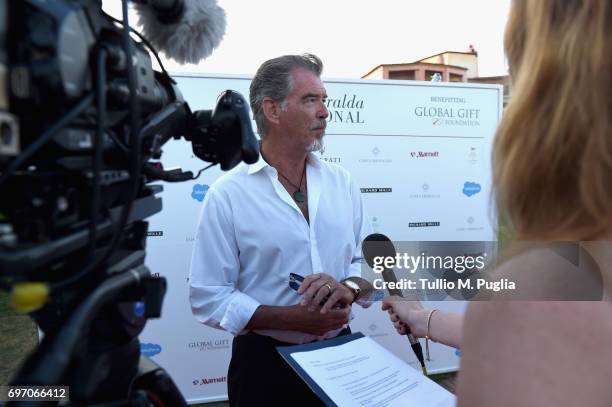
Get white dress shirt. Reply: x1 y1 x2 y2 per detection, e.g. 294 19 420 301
189 152 372 344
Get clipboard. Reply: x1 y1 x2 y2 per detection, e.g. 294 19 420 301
276 332 365 407
276 332 455 407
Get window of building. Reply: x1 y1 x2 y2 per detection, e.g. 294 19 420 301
449 73 464 82
388 70 416 80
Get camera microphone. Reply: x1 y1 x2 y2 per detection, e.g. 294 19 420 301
134 0 226 64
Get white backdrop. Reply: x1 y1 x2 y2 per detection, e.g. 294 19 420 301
140 74 502 403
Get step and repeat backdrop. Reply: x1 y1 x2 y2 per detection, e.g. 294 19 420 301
140 74 503 403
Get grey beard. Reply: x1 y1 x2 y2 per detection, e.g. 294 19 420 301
308 138 325 153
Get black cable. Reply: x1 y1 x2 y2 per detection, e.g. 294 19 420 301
0 93 95 187
87 48 108 259
117 0 142 259
107 129 130 152
52 0 143 292
104 12 175 84
191 163 215 179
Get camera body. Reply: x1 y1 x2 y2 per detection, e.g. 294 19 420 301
0 0 258 404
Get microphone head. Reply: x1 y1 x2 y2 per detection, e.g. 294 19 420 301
364 233 392 242
135 0 226 64
363 233 404 296
362 233 396 269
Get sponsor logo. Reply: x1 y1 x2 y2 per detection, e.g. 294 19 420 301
188 338 231 352
326 94 365 124
462 182 482 197
185 236 195 242
191 184 210 202
414 106 480 119
147 231 163 237
320 156 341 163
414 98 481 127
410 151 439 158
367 323 388 339
457 217 485 232
467 146 479 164
409 183 440 199
141 342 162 357
359 147 392 164
409 222 441 228
361 187 392 193
371 216 381 232
192 376 227 386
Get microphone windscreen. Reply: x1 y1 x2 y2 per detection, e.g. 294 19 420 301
135 0 226 64
362 233 396 269
362 233 403 296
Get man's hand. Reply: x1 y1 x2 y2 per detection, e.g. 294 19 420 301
246 303 349 335
297 273 354 314
286 303 350 336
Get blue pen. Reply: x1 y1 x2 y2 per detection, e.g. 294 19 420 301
288 273 331 306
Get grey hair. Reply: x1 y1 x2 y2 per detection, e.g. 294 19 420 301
249 53 323 137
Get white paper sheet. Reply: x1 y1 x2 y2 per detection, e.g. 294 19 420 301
290 336 456 407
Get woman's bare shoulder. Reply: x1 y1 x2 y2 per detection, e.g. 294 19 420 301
485 244 604 300
458 300 612 407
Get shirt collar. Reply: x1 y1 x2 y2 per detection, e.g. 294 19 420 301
247 154 268 175
247 151 322 175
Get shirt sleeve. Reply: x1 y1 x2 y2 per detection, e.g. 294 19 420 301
188 187 260 335
346 174 373 280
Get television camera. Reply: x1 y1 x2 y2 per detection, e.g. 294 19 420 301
0 0 259 405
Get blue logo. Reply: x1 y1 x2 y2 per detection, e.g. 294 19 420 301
462 182 481 197
191 184 209 202
141 342 162 357
455 349 462 357
134 301 145 317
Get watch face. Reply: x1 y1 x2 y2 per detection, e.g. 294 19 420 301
344 280 360 292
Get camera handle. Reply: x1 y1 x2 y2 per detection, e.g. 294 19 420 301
8 260 186 406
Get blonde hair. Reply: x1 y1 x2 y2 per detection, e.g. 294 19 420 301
495 0 612 240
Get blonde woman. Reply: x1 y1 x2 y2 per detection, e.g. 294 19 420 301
385 1 612 405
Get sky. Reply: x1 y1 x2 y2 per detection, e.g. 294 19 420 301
103 0 512 79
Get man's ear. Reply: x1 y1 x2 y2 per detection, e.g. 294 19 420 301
262 97 281 125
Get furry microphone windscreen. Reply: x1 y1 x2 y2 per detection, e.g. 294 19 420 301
134 0 226 64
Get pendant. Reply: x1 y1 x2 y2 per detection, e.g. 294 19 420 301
293 190 305 203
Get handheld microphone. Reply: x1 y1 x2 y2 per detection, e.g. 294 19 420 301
363 233 428 375
134 0 226 64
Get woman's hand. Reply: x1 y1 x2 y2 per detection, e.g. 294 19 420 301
381 296 429 338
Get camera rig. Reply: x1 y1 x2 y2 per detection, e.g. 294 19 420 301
0 0 259 405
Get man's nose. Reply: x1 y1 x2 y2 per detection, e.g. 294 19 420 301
318 102 329 119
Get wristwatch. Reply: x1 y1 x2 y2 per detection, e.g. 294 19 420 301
341 279 361 303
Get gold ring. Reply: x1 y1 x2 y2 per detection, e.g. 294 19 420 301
323 282 333 292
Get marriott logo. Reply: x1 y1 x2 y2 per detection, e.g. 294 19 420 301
410 151 439 158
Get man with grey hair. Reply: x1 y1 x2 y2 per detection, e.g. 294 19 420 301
189 53 373 405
